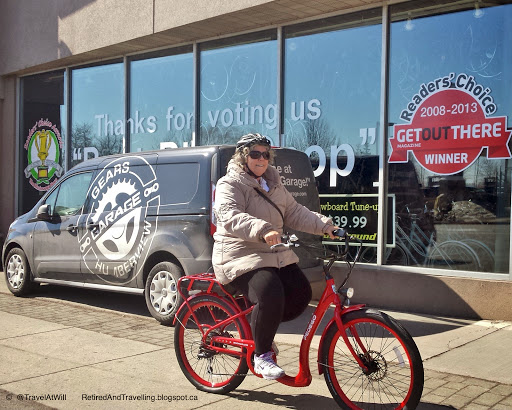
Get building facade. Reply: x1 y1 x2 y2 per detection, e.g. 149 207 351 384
1 0 511 318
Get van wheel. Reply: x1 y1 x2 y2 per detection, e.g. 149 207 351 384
145 261 184 326
5 248 36 296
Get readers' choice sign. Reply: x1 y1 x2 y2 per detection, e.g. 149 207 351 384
390 73 512 175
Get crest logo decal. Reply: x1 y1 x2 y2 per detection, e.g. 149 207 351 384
23 119 64 191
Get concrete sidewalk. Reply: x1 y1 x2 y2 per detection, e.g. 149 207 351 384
0 275 511 409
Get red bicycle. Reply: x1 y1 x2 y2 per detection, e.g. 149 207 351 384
173 231 424 409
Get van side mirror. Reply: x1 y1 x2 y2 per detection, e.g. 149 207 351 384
36 204 52 221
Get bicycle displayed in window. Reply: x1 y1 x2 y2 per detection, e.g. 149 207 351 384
442 224 496 272
173 231 424 409
360 208 483 271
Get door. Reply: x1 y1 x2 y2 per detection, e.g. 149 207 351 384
32 171 94 282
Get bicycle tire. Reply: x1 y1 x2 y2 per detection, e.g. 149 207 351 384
321 309 424 409
427 240 481 271
359 247 378 263
388 244 409 266
174 295 249 394
460 239 495 271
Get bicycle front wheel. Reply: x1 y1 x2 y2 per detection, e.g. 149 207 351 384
174 295 249 394
321 309 424 409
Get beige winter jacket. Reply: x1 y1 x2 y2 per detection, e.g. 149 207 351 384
212 160 332 284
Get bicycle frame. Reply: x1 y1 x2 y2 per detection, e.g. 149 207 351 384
175 268 367 387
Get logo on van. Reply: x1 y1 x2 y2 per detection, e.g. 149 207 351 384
23 119 64 191
79 156 160 283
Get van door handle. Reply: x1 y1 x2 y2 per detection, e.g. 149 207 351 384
87 222 99 230
66 224 78 232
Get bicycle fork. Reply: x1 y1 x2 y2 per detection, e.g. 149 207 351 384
316 279 370 375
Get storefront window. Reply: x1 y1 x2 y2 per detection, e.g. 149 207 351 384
199 32 278 145
387 2 512 273
130 48 193 151
19 71 66 214
71 62 124 168
284 10 384 247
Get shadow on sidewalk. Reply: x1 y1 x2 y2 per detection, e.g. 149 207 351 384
226 389 345 409
24 283 151 318
392 313 475 339
7 279 478 340
418 404 456 409
277 303 475 340
225 389 455 409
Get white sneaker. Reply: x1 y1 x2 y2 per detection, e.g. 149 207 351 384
254 351 285 380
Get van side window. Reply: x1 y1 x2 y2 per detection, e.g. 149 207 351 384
44 187 59 215
156 163 200 205
52 172 93 216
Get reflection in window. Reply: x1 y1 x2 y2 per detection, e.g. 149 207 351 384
388 4 512 273
155 163 200 205
52 172 93 216
19 71 65 214
71 63 124 168
130 49 193 152
200 32 278 146
284 11 382 196
284 11 383 252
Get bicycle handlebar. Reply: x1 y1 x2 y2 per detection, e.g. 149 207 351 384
270 229 362 290
271 228 354 259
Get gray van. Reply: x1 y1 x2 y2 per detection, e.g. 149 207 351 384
2 145 322 324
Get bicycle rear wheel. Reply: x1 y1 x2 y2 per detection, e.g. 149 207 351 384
174 295 249 394
321 309 423 409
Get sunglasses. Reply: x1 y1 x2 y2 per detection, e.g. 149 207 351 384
248 150 270 160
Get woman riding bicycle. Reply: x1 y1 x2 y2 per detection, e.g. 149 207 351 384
212 133 339 380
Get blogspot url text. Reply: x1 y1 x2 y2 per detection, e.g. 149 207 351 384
82 393 199 402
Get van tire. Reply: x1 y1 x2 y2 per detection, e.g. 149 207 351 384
145 261 184 326
4 248 36 296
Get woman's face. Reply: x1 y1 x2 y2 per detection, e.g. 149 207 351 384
246 144 270 177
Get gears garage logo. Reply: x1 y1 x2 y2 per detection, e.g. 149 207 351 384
79 156 160 283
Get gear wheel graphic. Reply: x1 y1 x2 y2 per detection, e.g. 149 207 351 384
91 179 137 223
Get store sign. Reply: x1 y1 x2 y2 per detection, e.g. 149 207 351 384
320 194 395 245
93 98 321 137
23 119 64 191
389 73 512 175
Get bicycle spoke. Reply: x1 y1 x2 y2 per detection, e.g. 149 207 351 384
174 295 249 393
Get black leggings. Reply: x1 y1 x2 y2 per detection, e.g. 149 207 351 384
230 263 312 355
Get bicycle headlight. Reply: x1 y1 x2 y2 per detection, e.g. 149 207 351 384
340 287 354 299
